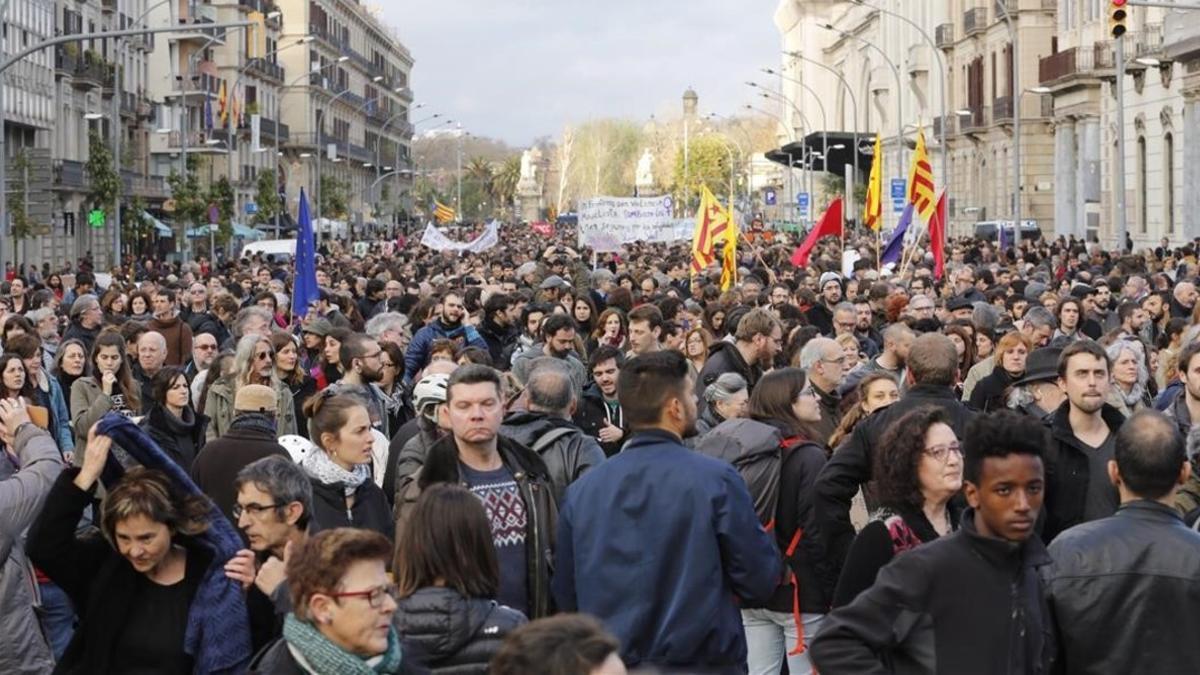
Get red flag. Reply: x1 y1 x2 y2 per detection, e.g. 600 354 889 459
929 191 947 279
790 198 843 268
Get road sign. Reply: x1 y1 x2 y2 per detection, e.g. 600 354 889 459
245 202 258 215
891 178 906 213
797 192 811 220
765 189 777 206
87 209 105 229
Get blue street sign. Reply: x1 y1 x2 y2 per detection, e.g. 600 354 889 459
797 192 811 220
765 189 777 206
891 178 906 213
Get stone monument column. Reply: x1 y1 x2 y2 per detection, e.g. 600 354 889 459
517 148 544 222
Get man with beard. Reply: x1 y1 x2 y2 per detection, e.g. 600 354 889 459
696 308 782 400
1089 280 1119 333
1139 291 1168 347
339 333 391 437
148 288 194 366
512 313 588 395
403 290 487 383
574 345 627 457
478 292 518 368
552 350 780 672
1043 340 1126 542
806 272 843 336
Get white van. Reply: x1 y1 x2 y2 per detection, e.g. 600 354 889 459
240 239 296 262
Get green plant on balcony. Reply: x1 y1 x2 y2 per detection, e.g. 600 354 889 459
63 43 78 59
86 129 121 220
83 49 102 67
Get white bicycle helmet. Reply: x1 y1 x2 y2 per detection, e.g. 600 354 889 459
413 373 450 422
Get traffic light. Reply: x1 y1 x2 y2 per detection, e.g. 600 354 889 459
1110 0 1128 39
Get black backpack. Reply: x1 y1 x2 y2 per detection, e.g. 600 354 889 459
694 418 798 528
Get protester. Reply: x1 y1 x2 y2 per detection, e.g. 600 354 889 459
1044 409 1200 674
573 346 626 457
695 372 748 437
832 406 963 607
500 357 605 503
149 288 194 366
968 331 1032 412
696 307 782 398
385 368 452 504
828 372 900 450
402 364 556 618
1104 338 1151 416
248 528 415 674
1044 339 1126 541
205 334 298 440
489 614 627 675
29 424 235 674
9 333 74 458
393 484 527 672
811 410 1052 674
53 338 87 400
299 390 392 539
271 331 317 436
190 384 288 520
1006 346 1067 421
553 350 781 671
140 366 208 471
0 398 63 671
404 291 487 383
70 330 142 447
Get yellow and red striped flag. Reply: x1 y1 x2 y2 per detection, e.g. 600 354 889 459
433 200 456 224
690 186 731 276
907 127 937 224
863 133 883 231
217 80 229 126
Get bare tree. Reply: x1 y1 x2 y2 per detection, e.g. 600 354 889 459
555 126 573 215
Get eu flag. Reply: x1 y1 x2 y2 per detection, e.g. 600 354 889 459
880 203 914 266
291 187 319 320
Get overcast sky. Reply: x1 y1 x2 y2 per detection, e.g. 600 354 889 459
379 0 782 147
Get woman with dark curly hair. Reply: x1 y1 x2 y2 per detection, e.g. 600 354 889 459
831 405 963 608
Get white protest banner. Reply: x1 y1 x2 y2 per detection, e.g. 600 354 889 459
577 196 686 252
419 221 499 254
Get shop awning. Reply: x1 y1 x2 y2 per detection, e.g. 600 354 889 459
141 212 173 237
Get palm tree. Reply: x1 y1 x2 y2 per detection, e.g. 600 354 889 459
491 156 521 218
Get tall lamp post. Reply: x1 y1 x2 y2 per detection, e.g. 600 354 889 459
994 1 1022 247
682 88 698 216
277 55 347 237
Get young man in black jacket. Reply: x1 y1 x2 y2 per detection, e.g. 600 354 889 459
573 346 627 457
812 410 1054 675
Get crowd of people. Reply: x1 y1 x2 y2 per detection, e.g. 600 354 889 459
0 221 1199 674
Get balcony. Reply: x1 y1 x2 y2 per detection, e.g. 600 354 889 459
1134 22 1166 62
178 73 223 98
238 115 289 142
933 115 956 138
309 23 346 50
150 129 229 153
72 52 115 91
993 95 1014 123
964 7 988 37
935 23 954 49
244 57 284 83
1038 44 1114 88
100 0 115 13
52 160 88 191
54 46 78 77
119 91 138 117
959 105 987 132
1164 9 1200 62
121 170 169 199
176 4 223 44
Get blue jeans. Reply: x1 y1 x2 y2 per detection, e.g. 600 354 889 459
39 580 75 660
741 608 824 675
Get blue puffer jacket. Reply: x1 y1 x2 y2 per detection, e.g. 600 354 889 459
403 320 487 383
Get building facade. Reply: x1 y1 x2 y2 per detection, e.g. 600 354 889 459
774 0 1059 239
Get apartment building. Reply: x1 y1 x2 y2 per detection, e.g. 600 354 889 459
276 0 414 234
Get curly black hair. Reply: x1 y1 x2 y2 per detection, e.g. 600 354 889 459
963 410 1048 483
874 406 954 510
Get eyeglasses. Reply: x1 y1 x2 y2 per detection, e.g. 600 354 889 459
924 442 963 464
232 502 283 519
822 355 847 365
195 344 217 351
329 585 399 609
255 351 273 361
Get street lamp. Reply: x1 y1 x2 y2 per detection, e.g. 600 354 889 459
277 57 348 237
819 23 905 190
994 1 1023 247
682 87 698 215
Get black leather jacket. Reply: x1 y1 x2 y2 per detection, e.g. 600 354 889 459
501 411 606 504
394 587 526 674
1044 500 1200 674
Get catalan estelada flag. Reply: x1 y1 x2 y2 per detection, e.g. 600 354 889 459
690 186 731 276
432 200 455 224
217 80 228 126
908 127 936 224
863 133 883 231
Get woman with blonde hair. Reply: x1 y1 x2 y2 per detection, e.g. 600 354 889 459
204 334 297 440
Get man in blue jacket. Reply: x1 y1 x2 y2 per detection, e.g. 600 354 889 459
402 290 487 384
552 350 781 674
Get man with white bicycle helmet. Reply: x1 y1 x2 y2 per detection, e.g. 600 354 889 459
382 362 457 507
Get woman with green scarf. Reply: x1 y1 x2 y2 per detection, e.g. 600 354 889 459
249 527 423 674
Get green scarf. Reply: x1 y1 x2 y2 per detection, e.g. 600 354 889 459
282 613 403 675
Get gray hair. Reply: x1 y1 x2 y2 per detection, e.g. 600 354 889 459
832 302 856 317
526 357 575 415
24 307 54 325
1023 306 1058 331
233 333 272 385
138 331 167 351
365 311 409 340
590 268 615 288
231 306 274 339
234 456 313 528
800 337 839 371
972 303 1001 333
1105 339 1150 388
704 372 747 404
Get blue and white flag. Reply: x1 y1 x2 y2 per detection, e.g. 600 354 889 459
291 187 319 320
